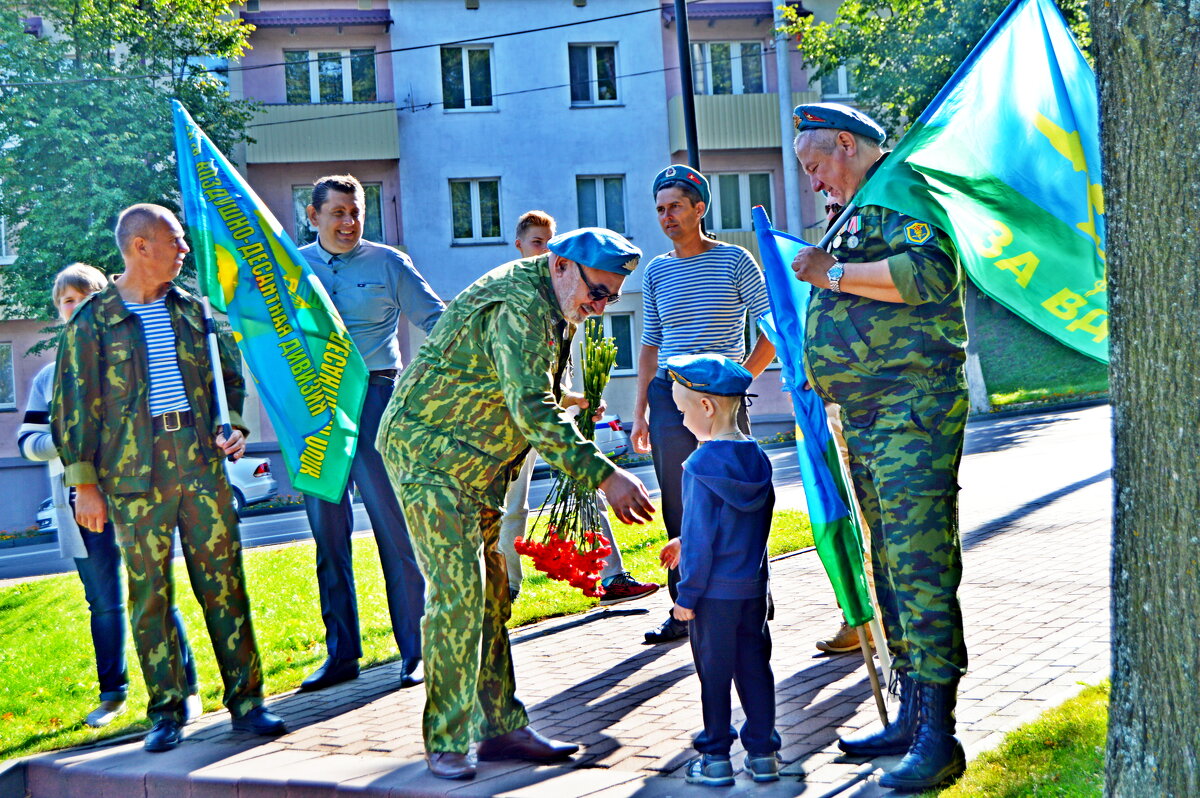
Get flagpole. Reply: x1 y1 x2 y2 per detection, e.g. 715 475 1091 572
201 297 235 457
859 626 889 726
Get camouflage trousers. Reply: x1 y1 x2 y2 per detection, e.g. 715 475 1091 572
108 426 264 723
840 391 968 685
394 481 529 753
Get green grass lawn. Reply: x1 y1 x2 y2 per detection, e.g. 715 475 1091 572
928 682 1108 797
974 293 1108 409
0 502 812 760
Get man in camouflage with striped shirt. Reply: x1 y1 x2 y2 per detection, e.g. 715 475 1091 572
378 227 655 781
790 103 968 791
53 204 285 752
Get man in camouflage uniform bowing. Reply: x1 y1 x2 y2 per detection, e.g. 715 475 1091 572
790 103 968 791
378 228 655 780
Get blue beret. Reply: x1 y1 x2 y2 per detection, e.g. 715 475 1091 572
793 102 887 144
652 164 710 207
547 227 641 276
665 354 753 397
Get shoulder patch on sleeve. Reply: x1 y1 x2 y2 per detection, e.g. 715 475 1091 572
904 221 933 245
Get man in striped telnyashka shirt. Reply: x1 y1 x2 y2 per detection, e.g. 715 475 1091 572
53 204 285 752
631 165 776 644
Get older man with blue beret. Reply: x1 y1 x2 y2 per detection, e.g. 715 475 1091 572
378 228 656 780
791 102 969 792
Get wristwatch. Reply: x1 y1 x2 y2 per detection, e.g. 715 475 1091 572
827 261 845 293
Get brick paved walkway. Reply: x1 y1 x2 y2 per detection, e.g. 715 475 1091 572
11 404 1112 797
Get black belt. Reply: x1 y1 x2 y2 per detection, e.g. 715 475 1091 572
153 409 194 432
655 367 671 380
369 368 398 386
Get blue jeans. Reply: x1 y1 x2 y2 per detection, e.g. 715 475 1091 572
76 523 197 701
647 375 749 601
304 379 425 662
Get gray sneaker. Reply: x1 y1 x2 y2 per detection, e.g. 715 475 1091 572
85 699 126 728
744 753 781 782
685 754 735 787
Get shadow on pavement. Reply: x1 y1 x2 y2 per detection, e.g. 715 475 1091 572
962 469 1110 549
510 606 651 647
964 413 1062 456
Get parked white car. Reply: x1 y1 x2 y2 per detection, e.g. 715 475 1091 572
532 414 632 476
35 455 279 533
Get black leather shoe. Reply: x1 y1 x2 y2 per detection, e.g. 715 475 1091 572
144 719 183 752
643 616 688 644
399 657 424 688
231 705 288 736
299 657 360 691
476 725 578 762
426 751 476 780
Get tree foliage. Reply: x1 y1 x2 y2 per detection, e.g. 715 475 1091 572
0 0 255 319
780 0 1090 136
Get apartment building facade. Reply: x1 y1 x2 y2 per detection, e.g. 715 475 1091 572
0 0 862 532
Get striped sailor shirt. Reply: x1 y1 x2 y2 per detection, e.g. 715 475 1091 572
640 242 770 368
124 298 191 416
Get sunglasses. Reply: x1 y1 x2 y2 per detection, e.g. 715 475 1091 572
575 263 621 305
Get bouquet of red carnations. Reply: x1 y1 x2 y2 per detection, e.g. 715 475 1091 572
514 319 618 597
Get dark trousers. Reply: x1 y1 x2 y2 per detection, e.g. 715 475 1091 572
75 518 197 702
647 375 749 601
689 595 781 756
304 380 425 662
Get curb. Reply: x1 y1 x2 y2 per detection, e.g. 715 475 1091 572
0 532 54 549
970 396 1109 421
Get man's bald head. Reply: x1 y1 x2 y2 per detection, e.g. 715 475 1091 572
115 204 178 255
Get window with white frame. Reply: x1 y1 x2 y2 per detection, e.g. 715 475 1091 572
706 172 773 232
450 179 502 243
0 213 12 263
568 44 618 105
691 41 765 95
822 64 857 99
291 184 384 246
284 49 377 104
575 176 626 234
601 313 635 373
0 342 14 411
441 45 494 110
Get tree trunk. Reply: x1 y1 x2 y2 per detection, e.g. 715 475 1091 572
1094 3 1200 796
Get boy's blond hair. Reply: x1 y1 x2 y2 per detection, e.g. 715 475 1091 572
52 262 107 305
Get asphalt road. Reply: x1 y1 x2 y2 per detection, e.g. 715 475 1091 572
0 403 1106 583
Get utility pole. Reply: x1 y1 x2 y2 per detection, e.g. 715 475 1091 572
673 0 700 170
774 5 803 234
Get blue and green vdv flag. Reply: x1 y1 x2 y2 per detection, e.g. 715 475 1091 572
855 0 1107 362
753 206 874 628
172 100 367 503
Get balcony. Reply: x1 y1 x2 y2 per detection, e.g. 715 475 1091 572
667 91 819 153
245 101 399 164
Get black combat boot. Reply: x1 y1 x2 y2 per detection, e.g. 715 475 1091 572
879 680 966 792
838 672 917 756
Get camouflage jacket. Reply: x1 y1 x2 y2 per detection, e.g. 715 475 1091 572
378 256 614 506
804 205 967 410
53 279 247 495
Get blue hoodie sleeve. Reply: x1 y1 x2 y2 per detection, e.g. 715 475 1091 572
676 468 718 610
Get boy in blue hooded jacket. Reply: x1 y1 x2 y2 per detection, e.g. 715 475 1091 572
659 354 781 786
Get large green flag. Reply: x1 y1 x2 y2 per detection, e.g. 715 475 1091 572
854 0 1107 362
172 100 367 502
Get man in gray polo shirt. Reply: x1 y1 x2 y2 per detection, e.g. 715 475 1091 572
298 174 445 691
